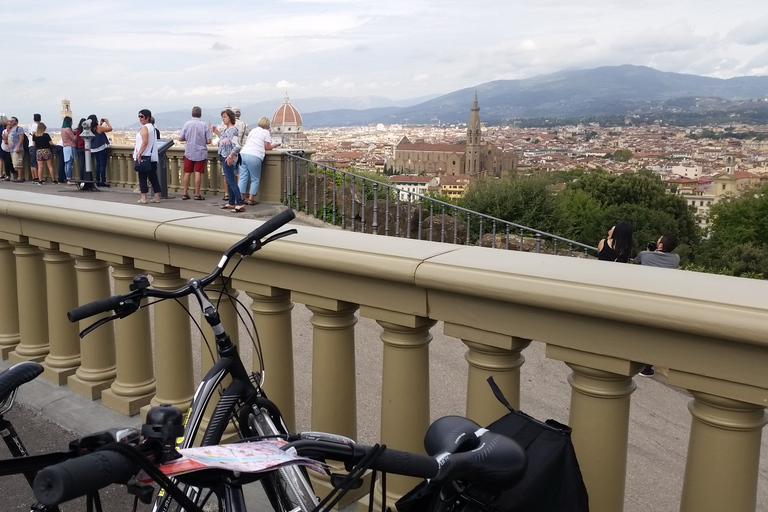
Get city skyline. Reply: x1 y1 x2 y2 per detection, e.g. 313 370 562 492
2 0 767 126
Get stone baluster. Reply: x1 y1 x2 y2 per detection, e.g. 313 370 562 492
101 261 156 415
67 250 116 399
245 287 295 431
200 157 211 196
117 153 129 188
9 238 49 364
370 311 435 506
445 322 530 425
144 266 194 414
210 155 222 197
302 298 359 439
40 245 80 384
0 239 21 359
167 154 179 192
548 345 638 512
669 374 768 512
298 295 360 508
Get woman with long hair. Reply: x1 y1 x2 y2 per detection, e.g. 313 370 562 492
218 108 244 212
74 118 86 178
33 122 56 183
87 114 112 187
597 221 633 262
61 117 77 184
133 109 162 204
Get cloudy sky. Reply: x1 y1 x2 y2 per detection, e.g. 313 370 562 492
2 0 767 126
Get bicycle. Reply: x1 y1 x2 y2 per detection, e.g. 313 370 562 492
66 208 317 512
30 413 527 512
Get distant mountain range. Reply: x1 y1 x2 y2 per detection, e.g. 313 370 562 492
152 66 768 130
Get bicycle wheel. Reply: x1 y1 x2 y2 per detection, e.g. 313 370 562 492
247 405 319 512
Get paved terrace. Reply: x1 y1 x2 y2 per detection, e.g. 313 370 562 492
0 180 767 512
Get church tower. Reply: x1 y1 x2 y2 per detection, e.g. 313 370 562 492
466 93 482 175
61 99 72 120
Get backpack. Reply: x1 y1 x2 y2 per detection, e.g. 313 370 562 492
396 377 589 512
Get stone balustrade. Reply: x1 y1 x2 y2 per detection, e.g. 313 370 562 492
1 184 767 512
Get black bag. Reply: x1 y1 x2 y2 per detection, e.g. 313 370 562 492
396 377 589 512
134 155 151 172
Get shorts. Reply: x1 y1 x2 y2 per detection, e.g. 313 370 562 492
183 156 206 173
11 150 23 169
36 148 52 161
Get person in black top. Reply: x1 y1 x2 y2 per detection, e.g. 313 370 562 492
32 122 56 184
597 221 633 262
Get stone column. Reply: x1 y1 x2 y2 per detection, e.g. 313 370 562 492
118 153 129 188
563 359 637 512
145 266 194 414
101 262 156 416
169 154 181 192
306 301 358 439
9 238 49 363
40 245 80 384
0 239 21 359
679 391 768 512
374 314 435 504
246 287 295 431
67 251 116 399
445 322 530 425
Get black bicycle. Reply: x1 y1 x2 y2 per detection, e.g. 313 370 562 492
29 411 526 512
67 208 317 512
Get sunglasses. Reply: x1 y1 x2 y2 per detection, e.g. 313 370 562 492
138 114 146 119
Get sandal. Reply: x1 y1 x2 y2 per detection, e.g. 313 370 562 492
245 199 257 206
182 194 191 200
221 204 234 209
223 194 229 201
231 206 245 213
194 195 205 200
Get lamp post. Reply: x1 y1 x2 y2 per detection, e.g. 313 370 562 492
79 119 97 191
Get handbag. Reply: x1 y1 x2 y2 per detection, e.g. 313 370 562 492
134 155 152 172
396 377 589 512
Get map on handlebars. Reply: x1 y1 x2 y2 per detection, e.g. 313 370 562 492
149 440 326 479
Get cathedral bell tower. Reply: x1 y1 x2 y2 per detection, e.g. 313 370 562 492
466 92 482 175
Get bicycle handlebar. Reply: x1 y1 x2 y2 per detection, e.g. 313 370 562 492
33 450 137 506
286 428 526 491
67 209 297 324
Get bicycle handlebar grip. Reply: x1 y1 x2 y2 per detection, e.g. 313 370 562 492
33 451 136 506
67 295 127 322
370 448 439 479
247 208 296 241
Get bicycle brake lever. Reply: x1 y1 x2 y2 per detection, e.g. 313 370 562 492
79 315 119 338
262 229 297 245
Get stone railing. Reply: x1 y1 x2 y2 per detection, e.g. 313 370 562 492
1 187 767 512
12 144 289 202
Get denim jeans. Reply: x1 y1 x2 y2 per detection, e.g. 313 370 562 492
238 153 263 196
28 146 37 168
93 149 109 183
221 156 242 206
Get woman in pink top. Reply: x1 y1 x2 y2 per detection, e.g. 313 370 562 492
61 116 77 184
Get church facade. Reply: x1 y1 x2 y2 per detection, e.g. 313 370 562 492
391 94 517 178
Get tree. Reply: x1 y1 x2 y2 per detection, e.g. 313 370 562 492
562 172 700 258
696 186 768 277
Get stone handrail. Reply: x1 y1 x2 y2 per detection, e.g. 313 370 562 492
0 182 767 512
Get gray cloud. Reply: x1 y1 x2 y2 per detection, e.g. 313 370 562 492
210 42 233 51
727 18 768 46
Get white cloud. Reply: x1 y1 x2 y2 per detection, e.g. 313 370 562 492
1 0 765 125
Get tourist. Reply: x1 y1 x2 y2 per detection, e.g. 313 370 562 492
133 109 161 204
33 122 56 184
8 117 26 182
88 115 112 187
217 109 243 212
74 117 86 178
60 117 77 184
28 114 40 178
0 119 11 180
597 221 633 263
238 116 280 205
179 106 212 200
